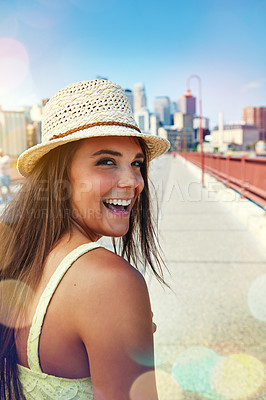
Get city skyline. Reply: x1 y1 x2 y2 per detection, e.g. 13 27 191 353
0 0 265 128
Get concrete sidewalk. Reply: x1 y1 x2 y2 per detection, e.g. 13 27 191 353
149 154 266 400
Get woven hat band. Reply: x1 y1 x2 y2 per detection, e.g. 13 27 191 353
49 121 141 141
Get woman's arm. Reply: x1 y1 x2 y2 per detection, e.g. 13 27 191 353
74 248 158 400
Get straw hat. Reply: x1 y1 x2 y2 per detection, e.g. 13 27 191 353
17 79 170 176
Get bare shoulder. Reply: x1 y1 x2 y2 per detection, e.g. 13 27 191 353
67 246 152 335
70 246 148 296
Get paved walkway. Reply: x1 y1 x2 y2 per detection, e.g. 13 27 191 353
148 154 266 400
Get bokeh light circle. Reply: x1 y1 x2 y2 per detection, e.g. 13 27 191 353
129 371 158 400
155 370 183 399
172 346 222 393
211 353 265 399
0 38 29 92
248 274 266 321
130 370 183 400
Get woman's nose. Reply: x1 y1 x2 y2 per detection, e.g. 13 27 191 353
117 166 141 189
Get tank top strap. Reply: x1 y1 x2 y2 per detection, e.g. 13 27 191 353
27 242 103 372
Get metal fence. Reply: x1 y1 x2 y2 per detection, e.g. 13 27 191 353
180 152 266 209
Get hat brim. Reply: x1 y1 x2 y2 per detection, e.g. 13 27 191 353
17 125 170 177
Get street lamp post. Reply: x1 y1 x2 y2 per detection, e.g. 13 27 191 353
186 75 205 187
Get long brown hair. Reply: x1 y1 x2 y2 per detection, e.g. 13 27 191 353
0 138 167 399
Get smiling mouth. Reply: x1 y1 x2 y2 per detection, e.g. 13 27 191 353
103 199 132 214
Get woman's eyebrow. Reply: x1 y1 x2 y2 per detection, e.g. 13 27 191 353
135 153 145 159
91 149 145 159
92 149 122 157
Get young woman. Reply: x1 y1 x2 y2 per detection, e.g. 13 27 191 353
0 79 169 399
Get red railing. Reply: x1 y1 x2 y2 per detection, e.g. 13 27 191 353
180 152 266 209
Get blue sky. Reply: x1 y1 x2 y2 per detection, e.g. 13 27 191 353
0 0 265 127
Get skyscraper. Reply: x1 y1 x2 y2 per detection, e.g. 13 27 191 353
134 108 150 132
178 89 196 115
133 83 147 113
154 96 171 125
170 101 178 114
0 108 27 157
173 112 195 150
124 89 134 112
242 106 266 140
150 114 160 136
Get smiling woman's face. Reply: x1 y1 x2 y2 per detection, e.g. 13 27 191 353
69 136 145 240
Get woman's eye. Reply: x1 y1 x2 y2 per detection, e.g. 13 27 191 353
132 160 144 168
96 158 115 166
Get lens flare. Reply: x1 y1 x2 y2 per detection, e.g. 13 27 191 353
0 279 33 328
0 38 29 92
129 371 158 400
248 274 266 322
155 370 183 399
172 347 222 393
211 353 265 399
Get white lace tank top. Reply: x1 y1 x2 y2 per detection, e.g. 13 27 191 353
17 242 103 400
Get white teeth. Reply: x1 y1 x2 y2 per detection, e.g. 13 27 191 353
105 199 132 206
